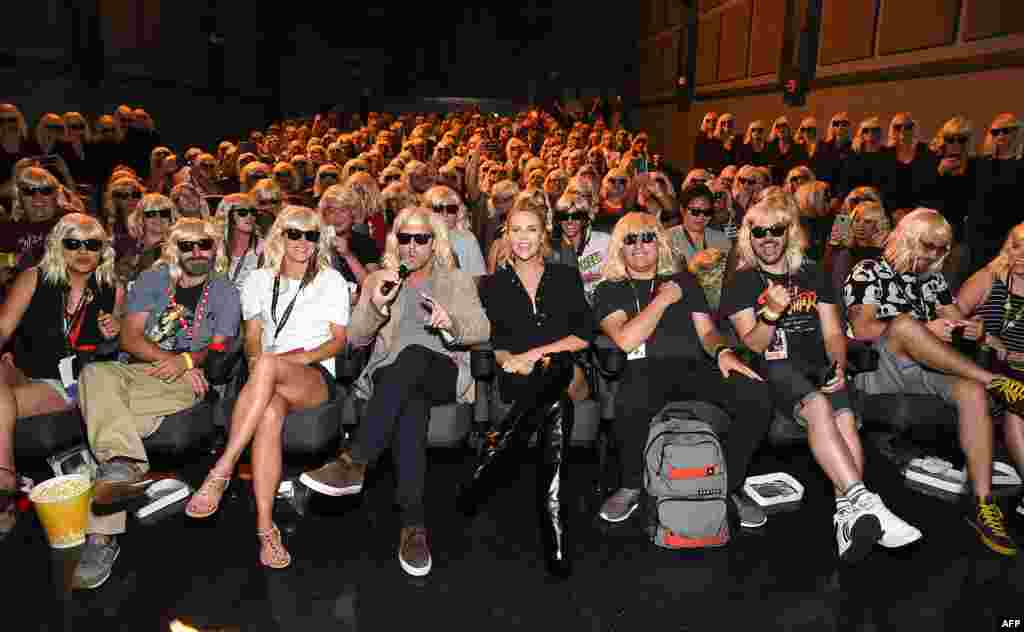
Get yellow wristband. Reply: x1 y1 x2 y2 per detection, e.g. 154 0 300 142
181 352 194 370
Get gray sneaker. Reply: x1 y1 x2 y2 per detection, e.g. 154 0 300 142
93 459 149 507
731 492 767 528
599 488 641 523
73 535 120 590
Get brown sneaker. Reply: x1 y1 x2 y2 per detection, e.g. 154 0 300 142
93 459 150 507
398 526 432 577
299 451 366 497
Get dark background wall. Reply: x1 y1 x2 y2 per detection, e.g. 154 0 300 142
632 0 1024 170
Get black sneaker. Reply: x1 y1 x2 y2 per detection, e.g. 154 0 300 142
967 496 1018 556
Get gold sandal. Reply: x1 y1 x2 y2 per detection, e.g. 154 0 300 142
185 472 231 519
258 524 291 569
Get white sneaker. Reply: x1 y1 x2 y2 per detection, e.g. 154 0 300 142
834 505 881 563
853 492 922 548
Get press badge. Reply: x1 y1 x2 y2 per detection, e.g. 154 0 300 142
627 343 647 361
58 356 77 388
764 329 789 361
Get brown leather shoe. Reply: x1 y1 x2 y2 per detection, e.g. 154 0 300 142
398 526 432 577
299 451 366 497
93 459 150 507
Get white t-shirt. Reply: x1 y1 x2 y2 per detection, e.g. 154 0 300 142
241 267 350 376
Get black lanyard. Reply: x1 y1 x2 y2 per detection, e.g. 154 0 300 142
271 274 311 342
627 274 657 315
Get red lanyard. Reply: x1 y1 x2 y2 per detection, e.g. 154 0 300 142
166 282 210 346
63 289 93 352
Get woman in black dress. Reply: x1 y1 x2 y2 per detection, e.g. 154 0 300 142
459 203 595 578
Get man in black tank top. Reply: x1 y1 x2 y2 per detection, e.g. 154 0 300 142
74 218 241 590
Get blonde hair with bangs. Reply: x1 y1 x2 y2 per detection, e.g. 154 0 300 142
382 207 456 271
736 193 807 272
884 208 952 274
40 213 117 288
495 204 553 269
156 218 229 283
982 113 1022 159
600 212 677 282
261 205 334 277
990 223 1024 280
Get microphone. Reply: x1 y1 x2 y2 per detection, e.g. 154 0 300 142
380 264 410 294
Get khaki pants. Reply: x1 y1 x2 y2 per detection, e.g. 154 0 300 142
80 362 197 535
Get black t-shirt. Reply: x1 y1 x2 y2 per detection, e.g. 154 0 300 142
332 231 381 284
720 262 834 368
592 270 709 363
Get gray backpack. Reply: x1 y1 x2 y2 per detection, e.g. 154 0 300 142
644 402 730 549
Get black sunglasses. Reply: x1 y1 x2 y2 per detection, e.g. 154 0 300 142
45 124 65 132
991 127 1017 137
0 116 19 124
944 134 969 145
319 173 339 181
248 173 269 182
143 209 173 219
623 231 657 246
892 123 915 132
799 126 816 132
738 177 759 186
750 224 788 239
177 238 215 252
831 120 851 128
67 123 86 131
20 184 56 196
861 127 882 135
847 196 872 207
557 211 588 222
113 190 143 200
384 174 402 183
62 238 104 252
284 228 320 242
349 165 369 173
432 203 459 216
687 206 715 218
396 232 433 245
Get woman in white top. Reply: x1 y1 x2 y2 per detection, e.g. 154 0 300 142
186 205 349 569
216 193 264 290
423 184 487 278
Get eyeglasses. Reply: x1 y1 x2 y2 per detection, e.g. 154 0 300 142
944 134 969 145
177 239 215 252
557 211 588 222
892 123 915 132
284 228 320 242
62 238 104 252
832 120 851 128
991 127 1018 137
319 173 339 182
687 206 715 218
143 209 173 219
383 174 402 183
861 127 882 136
432 203 459 216
113 190 143 200
233 208 256 217
750 224 788 239
20 184 56 197
396 232 433 245
67 123 85 131
622 231 657 246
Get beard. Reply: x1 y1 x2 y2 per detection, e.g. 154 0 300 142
181 257 211 276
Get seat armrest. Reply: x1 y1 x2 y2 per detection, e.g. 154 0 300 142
846 340 878 375
470 342 495 381
593 335 627 379
335 344 370 381
205 348 242 386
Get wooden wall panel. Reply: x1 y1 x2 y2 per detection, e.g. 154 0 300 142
696 15 722 85
963 0 1024 42
698 0 728 13
666 0 684 28
718 1 752 81
750 0 787 76
649 0 665 36
878 0 958 55
662 31 681 91
819 0 878 65
638 0 653 36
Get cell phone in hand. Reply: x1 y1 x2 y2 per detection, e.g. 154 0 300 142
818 361 838 387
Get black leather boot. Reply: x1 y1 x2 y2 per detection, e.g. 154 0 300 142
537 397 574 579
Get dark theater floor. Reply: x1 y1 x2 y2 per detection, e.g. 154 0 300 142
6 437 1024 632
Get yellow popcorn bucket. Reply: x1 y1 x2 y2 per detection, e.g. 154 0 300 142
30 474 93 549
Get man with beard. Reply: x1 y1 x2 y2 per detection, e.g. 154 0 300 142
845 208 1024 557
74 218 240 589
721 194 920 563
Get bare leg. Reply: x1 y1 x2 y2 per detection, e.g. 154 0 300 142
951 377 993 498
885 314 995 385
1003 413 1024 477
252 394 288 533
803 394 861 493
835 411 864 478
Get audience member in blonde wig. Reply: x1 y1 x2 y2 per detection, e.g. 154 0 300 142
600 212 677 282
40 214 118 288
381 207 456 270
883 208 953 274
260 206 334 277
156 218 229 283
736 193 807 272
981 113 1022 159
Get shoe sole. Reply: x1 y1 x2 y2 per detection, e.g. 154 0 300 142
878 525 923 548
599 501 639 524
93 480 151 507
298 473 363 497
840 514 882 564
1017 503 1024 517
73 546 120 591
967 517 1019 556
740 515 768 529
398 552 432 577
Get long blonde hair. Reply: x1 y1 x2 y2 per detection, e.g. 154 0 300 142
988 222 1024 280
382 207 456 270
884 208 952 274
981 113 1022 159
496 204 553 269
261 205 334 277
40 214 117 288
852 117 882 152
887 112 919 148
736 193 806 271
156 218 229 283
929 116 974 156
600 212 677 282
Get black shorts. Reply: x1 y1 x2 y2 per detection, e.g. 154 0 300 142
312 362 339 402
756 358 857 428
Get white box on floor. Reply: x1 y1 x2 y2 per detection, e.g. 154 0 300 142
903 457 1021 495
135 479 191 519
743 472 805 507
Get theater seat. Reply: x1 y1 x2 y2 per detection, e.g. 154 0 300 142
14 409 85 460
281 393 346 457
143 397 218 458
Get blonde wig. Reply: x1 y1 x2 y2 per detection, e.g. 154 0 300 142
682 169 713 191
150 146 173 176
239 161 271 192
272 161 300 192
981 113 1022 159
313 164 342 197
34 113 66 150
736 193 807 272
886 112 919 148
699 112 719 135
261 205 335 278
852 116 883 153
795 117 818 145
380 182 419 219
850 201 891 246
731 164 769 201
347 171 384 222
381 206 456 270
215 192 258 245
130 193 178 239
929 116 975 156
842 186 883 215
784 165 815 192
795 181 829 218
156 218 229 283
826 112 851 143
743 120 767 146
989 223 1024 279
768 116 790 143
39 213 116 288
341 158 371 181
713 113 736 142
11 166 61 222
170 182 211 219
251 178 283 208
0 103 29 140
600 212 678 282
495 202 553 269
883 208 952 274
62 112 92 143
102 175 144 230
488 180 521 218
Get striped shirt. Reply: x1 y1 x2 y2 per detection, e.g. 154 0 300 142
976 277 1024 354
